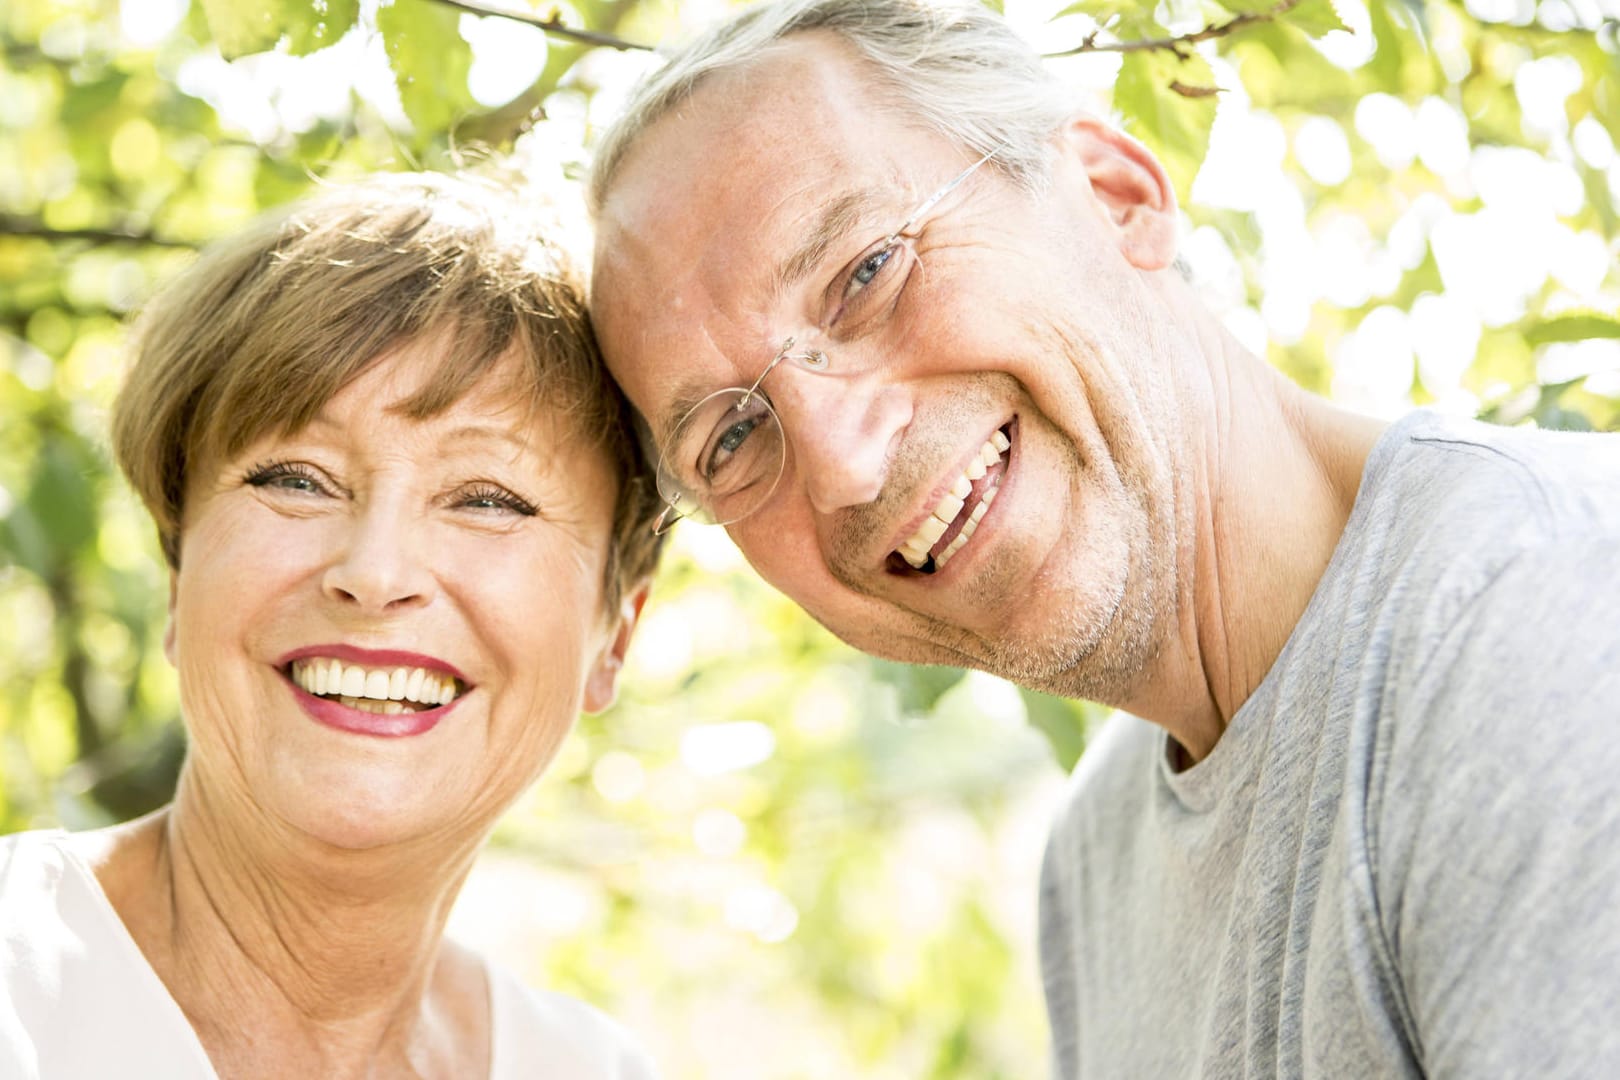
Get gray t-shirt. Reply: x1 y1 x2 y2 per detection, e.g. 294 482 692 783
1039 410 1620 1079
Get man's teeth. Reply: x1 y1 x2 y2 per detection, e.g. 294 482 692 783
289 659 460 707
935 487 997 569
897 430 1009 570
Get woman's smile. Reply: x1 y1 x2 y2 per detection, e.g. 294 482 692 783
279 645 471 737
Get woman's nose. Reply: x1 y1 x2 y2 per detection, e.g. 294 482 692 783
769 369 913 515
320 501 434 614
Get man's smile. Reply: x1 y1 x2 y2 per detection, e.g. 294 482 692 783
892 422 1013 575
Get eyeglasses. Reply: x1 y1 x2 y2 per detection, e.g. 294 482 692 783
651 144 1007 535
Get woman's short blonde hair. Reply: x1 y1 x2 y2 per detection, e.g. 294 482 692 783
113 171 662 611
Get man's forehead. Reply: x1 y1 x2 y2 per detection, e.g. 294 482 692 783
591 35 946 424
600 35 912 212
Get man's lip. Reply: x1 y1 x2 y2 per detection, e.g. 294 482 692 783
885 418 1015 568
275 644 468 683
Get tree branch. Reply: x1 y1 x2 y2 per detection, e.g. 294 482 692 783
454 0 644 146
0 216 196 249
423 0 653 51
1045 0 1306 59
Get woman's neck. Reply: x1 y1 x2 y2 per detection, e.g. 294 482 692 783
82 774 491 1080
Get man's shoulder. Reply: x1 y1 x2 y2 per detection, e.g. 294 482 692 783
1334 412 1620 684
1359 533 1620 1076
1368 410 1620 548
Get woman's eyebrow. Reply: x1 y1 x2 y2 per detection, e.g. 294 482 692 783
439 423 534 456
771 188 884 297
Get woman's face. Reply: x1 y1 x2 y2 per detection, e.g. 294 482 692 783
167 336 634 851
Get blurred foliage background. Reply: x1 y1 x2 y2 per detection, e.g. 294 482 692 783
1 0 1617 1076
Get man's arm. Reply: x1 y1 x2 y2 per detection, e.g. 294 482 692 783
1374 537 1620 1078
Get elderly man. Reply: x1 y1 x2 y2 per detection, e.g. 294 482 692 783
587 0 1620 1074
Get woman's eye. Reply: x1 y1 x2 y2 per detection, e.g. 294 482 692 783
244 461 330 496
459 484 537 516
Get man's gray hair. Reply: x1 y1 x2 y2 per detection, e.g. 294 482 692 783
586 0 1077 216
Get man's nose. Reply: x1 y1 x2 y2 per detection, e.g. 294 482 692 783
321 499 434 615
771 369 912 514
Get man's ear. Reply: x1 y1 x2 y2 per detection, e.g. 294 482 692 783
163 572 179 667
1055 115 1179 271
582 580 651 715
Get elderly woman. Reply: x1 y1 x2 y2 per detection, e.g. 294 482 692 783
0 173 663 1078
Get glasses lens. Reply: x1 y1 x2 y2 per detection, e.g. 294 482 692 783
657 389 786 526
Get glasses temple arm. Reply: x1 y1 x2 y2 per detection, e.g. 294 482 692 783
889 143 1006 241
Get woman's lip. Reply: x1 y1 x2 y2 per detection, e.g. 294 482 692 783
276 644 467 682
288 681 456 738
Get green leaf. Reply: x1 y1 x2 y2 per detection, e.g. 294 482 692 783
283 0 360 56
1524 313 1620 346
0 501 52 582
1052 0 1121 20
980 0 1005 15
1052 0 1163 36
198 0 284 60
1580 161 1620 237
1282 0 1348 38
1365 0 1401 88
377 0 475 137
1216 0 1284 16
1113 50 1219 206
1534 405 1595 432
869 660 967 715
1019 689 1089 772
25 434 98 562
59 74 129 128
1364 0 1428 94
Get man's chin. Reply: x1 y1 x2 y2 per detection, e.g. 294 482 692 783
855 569 1164 707
817 592 1135 701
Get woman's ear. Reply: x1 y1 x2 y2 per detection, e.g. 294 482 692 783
583 580 651 714
1054 114 1179 271
163 572 179 667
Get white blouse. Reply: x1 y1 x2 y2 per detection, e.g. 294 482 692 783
0 830 657 1079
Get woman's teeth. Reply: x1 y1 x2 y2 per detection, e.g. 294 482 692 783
289 658 460 708
896 429 1009 571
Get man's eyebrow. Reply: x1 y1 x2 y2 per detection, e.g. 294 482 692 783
772 189 885 297
656 377 722 451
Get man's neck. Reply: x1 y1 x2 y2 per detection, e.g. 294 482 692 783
84 774 489 1079
1125 322 1385 764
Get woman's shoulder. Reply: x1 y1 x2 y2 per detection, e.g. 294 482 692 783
0 828 217 1080
0 828 75 909
483 957 660 1080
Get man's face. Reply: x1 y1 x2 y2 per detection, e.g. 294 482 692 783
592 35 1191 704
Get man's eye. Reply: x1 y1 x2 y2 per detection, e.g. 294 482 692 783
705 414 760 480
697 395 777 494
849 247 895 293
831 238 914 330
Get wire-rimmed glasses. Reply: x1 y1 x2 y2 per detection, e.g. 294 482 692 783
651 143 1007 535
